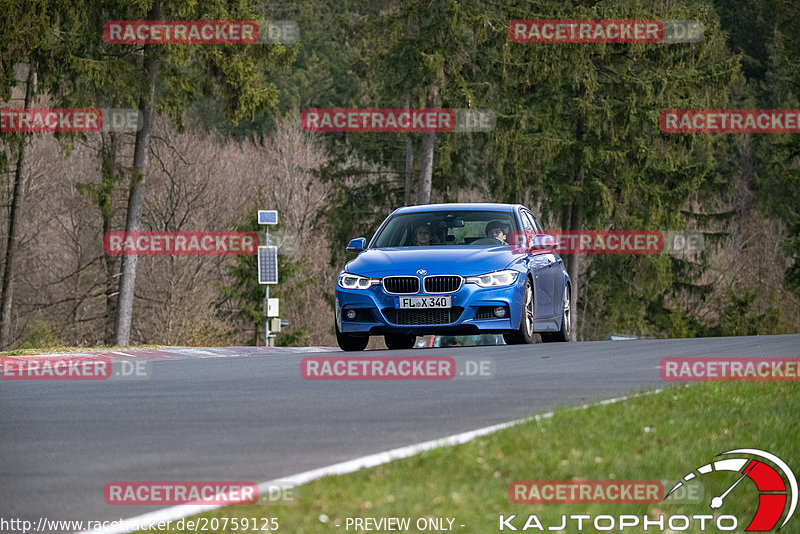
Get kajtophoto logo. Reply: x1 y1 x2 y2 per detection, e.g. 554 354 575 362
666 449 797 531
498 449 795 531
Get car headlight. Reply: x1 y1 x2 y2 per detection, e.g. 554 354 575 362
465 269 519 287
338 273 380 290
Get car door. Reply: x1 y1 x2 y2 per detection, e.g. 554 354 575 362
519 209 555 318
532 213 565 317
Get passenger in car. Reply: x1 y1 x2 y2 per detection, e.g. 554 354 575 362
485 221 510 245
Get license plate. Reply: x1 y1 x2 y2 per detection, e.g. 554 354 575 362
396 296 452 309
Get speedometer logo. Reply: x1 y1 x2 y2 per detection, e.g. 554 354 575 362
666 449 797 531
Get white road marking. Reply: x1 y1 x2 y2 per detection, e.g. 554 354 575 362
77 388 665 534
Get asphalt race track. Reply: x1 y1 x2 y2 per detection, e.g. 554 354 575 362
1 335 798 531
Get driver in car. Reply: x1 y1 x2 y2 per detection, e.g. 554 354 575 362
414 224 436 246
485 220 510 245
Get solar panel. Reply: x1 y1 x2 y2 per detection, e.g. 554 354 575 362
258 246 279 284
258 210 279 224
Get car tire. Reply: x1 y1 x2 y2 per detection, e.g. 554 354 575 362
336 322 369 351
384 334 417 350
503 276 535 345
542 284 571 343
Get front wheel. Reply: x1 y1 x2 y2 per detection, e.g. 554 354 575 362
384 334 416 350
542 284 571 343
503 277 535 345
336 322 369 351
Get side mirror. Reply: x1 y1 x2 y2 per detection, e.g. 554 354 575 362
346 237 366 254
529 234 559 251
508 232 559 253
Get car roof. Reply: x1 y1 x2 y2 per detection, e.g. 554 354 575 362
393 203 520 214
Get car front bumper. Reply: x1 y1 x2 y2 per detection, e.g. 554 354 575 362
335 277 524 336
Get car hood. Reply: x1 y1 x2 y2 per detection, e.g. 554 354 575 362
345 246 518 277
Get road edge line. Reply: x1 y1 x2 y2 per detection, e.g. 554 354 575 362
77 387 665 534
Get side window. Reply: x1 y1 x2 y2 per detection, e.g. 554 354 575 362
400 226 413 246
519 210 535 232
532 215 545 233
521 211 539 237
514 211 535 250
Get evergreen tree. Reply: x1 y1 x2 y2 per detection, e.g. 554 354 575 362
486 0 738 339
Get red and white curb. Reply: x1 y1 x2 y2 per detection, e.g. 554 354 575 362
4 346 337 363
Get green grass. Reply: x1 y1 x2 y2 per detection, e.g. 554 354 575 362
144 382 799 533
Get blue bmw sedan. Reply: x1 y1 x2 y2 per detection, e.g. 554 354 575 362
334 203 571 351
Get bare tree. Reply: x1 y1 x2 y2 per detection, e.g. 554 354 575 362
0 67 35 349
233 115 336 346
416 85 438 205
114 1 160 346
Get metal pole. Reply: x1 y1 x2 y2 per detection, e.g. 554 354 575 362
264 228 270 347
265 285 270 347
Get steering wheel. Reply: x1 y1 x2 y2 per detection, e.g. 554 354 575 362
470 237 504 245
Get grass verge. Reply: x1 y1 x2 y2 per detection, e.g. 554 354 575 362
144 381 799 533
0 344 169 357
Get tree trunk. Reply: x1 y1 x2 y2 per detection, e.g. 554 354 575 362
565 116 586 342
102 132 119 345
404 98 413 205
416 85 438 205
567 203 581 342
114 0 160 346
561 205 571 237
0 66 36 349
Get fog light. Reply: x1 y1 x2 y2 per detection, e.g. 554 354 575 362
493 306 507 318
345 309 357 320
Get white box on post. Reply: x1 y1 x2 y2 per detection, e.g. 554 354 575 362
267 298 280 318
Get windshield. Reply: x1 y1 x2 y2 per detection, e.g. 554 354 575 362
371 210 519 248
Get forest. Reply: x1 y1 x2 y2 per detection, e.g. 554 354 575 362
0 0 798 350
